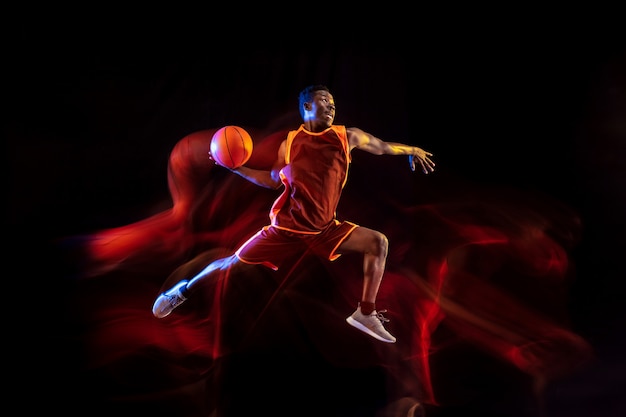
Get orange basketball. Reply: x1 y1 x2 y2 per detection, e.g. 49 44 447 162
209 125 253 169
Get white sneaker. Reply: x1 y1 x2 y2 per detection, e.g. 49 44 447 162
346 307 396 343
152 280 188 318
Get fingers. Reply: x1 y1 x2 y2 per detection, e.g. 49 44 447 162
411 154 435 174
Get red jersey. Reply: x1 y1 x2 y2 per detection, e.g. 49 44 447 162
270 124 351 234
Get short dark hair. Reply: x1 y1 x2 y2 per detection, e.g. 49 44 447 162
298 84 330 119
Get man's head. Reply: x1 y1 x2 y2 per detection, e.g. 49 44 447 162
298 84 335 131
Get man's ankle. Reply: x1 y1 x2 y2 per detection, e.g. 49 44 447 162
359 301 375 315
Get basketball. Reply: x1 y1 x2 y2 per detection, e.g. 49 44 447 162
209 125 253 169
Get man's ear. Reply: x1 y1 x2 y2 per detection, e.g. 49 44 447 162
303 102 312 111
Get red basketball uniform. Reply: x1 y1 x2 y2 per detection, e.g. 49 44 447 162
236 124 358 270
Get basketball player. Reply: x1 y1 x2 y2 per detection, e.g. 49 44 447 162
152 84 435 343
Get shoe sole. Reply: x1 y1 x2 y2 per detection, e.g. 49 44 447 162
346 316 396 343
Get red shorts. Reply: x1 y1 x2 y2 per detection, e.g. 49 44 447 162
235 221 358 270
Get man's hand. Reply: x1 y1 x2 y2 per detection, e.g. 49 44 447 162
409 148 435 174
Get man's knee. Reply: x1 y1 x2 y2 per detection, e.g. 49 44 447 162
371 231 389 257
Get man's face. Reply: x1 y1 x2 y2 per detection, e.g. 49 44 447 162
305 91 335 130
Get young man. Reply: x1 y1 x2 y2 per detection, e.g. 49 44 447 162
152 85 435 343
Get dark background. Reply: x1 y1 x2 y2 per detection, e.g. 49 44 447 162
8 9 626 417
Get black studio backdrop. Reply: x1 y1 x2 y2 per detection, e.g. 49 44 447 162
8 16 626 417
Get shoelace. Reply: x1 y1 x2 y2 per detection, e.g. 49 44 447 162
167 293 181 305
375 309 390 323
